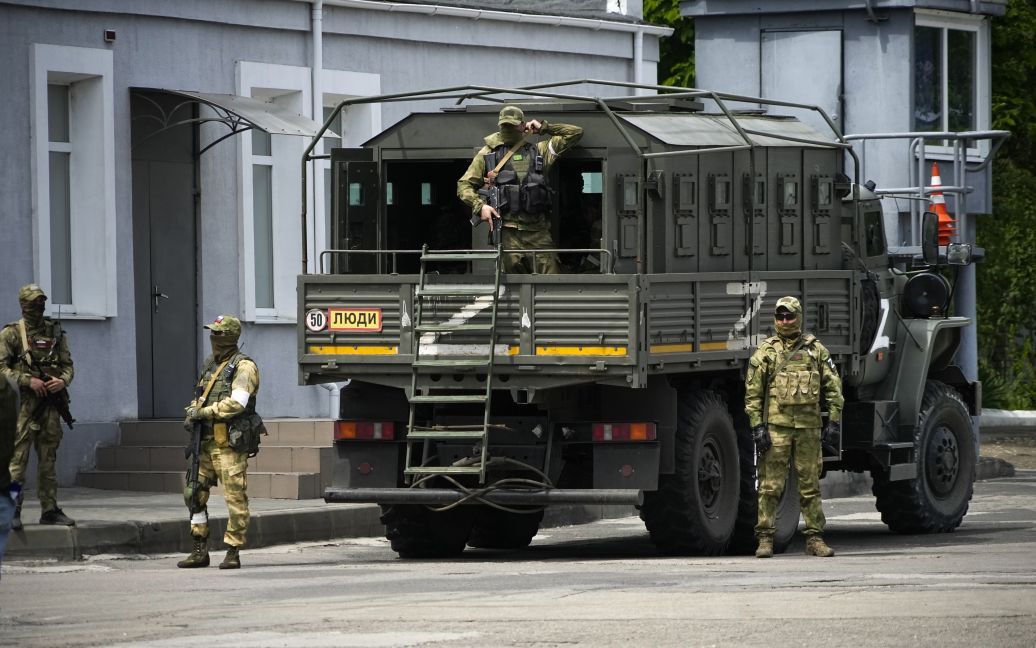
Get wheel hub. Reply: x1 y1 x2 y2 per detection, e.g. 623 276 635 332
926 424 960 496
698 441 723 509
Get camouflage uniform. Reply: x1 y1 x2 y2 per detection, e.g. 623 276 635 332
457 105 583 274
178 314 260 570
0 284 75 527
745 296 843 556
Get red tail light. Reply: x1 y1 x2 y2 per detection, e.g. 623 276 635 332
592 422 657 442
335 421 396 440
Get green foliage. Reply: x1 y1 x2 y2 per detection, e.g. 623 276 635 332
991 0 1036 166
979 0 1036 408
976 160 1036 408
644 0 695 87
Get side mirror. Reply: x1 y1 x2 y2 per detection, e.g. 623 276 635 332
921 211 939 265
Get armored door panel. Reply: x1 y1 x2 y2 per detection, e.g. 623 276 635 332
670 161 698 273
767 149 803 271
331 148 378 273
803 149 841 270
608 149 642 273
698 153 733 273
732 150 758 273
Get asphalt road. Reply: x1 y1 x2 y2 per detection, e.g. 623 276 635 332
2 472 1035 648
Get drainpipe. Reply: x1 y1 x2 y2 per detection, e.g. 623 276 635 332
318 380 348 419
310 0 324 275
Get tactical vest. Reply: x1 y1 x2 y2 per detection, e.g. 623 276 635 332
484 142 552 215
767 335 822 406
198 352 257 417
7 318 64 374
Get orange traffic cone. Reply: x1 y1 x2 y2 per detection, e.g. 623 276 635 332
929 162 956 245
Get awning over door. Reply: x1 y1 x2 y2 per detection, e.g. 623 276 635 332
131 88 337 155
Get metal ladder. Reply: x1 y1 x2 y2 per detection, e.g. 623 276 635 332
404 244 504 485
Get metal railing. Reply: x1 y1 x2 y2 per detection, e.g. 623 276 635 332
843 130 1009 246
318 247 614 275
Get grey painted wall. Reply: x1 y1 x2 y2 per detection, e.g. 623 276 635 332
0 0 662 483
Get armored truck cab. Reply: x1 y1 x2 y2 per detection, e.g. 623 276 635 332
298 82 982 558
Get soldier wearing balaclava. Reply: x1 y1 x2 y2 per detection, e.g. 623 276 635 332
745 296 844 558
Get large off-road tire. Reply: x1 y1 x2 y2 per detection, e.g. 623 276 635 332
467 506 544 550
380 504 473 558
872 381 976 533
639 389 740 556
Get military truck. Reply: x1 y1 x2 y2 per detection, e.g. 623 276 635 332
297 81 988 558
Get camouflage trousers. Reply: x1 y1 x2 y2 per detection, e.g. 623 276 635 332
189 437 250 547
501 225 560 274
755 424 826 537
9 401 62 512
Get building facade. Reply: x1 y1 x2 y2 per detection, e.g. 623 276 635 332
0 0 669 485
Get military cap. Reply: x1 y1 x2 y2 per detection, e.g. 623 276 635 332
775 296 802 315
18 283 47 303
203 314 242 336
498 105 525 126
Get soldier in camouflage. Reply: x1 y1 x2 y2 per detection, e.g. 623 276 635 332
0 284 75 529
745 296 843 558
457 105 583 274
177 315 260 570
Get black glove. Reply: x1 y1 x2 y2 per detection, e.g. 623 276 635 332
822 420 841 455
752 425 772 455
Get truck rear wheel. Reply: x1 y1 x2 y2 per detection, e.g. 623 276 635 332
468 507 544 550
872 381 975 533
380 505 473 558
639 389 740 555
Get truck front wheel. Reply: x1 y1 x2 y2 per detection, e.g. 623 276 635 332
872 381 976 533
639 389 740 555
380 505 473 558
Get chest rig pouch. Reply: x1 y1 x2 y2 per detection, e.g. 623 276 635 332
769 340 822 406
201 353 266 457
484 143 551 215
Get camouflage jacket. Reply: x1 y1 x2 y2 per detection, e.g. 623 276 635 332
745 333 843 429
0 318 74 394
456 121 583 230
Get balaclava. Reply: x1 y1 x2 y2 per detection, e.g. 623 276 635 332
18 284 47 328
774 295 803 341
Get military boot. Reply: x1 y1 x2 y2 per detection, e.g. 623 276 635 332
39 507 75 526
755 536 774 558
805 535 835 557
219 546 241 570
177 538 210 568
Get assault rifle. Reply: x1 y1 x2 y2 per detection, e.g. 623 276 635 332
29 370 75 430
183 410 204 515
475 176 505 247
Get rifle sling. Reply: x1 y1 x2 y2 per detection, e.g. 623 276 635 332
199 359 232 405
17 319 34 370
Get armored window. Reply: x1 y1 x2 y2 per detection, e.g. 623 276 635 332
863 210 886 258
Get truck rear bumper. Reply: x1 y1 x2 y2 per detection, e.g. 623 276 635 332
323 487 643 506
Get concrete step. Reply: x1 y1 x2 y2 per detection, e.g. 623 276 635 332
118 419 335 447
95 445 332 474
77 470 322 499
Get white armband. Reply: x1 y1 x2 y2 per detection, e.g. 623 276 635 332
230 389 251 408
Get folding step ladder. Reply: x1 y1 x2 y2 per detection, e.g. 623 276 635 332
404 244 504 484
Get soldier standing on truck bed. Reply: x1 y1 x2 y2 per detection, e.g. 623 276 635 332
457 105 583 274
745 296 843 558
1 284 75 530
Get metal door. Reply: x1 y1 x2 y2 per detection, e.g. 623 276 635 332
761 30 843 135
147 161 197 417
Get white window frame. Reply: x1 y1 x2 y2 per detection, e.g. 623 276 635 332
238 62 311 323
913 10 991 159
314 69 382 266
30 44 116 318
